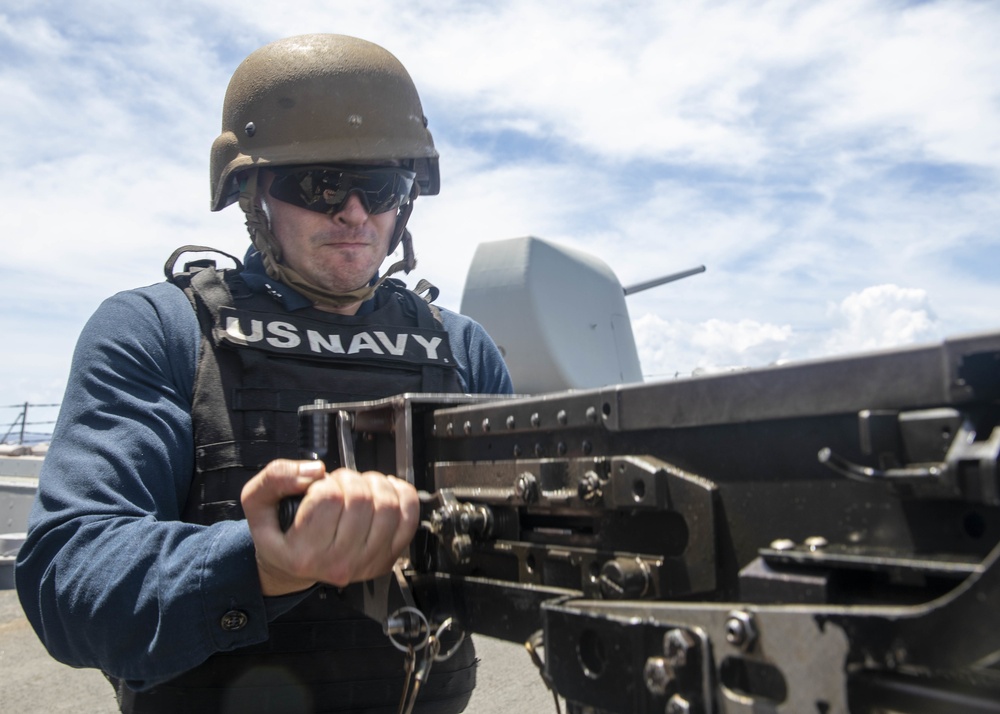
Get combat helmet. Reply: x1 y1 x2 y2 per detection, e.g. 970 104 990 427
209 34 438 305
211 33 439 211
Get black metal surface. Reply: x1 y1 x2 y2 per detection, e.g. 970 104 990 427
297 330 1000 713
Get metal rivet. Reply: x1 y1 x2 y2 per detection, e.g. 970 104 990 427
557 410 568 425
805 536 828 551
530 413 540 428
244 122 256 137
506 415 516 429
770 538 795 551
348 114 363 127
463 421 472 435
482 418 491 432
586 406 598 423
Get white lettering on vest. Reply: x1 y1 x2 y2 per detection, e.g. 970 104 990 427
307 330 346 354
348 332 384 355
413 335 442 360
374 331 408 356
226 316 264 344
266 321 301 348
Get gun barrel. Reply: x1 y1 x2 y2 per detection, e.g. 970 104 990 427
622 265 706 295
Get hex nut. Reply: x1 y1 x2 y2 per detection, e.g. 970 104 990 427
725 610 758 651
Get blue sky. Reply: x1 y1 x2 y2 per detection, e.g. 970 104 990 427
2 0 999 435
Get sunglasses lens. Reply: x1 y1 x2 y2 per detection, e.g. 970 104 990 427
269 166 416 215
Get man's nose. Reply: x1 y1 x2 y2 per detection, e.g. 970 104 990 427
332 191 370 224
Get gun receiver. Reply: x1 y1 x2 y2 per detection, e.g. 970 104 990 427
297 330 1000 713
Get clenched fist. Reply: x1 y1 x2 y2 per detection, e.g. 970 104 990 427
241 459 420 596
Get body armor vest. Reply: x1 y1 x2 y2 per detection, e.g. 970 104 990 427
117 252 473 713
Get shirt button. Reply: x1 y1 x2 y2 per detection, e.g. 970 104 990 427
220 610 248 631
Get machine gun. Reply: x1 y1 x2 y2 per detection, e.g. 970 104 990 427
292 329 1000 713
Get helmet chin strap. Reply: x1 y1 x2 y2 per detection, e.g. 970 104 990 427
239 169 418 309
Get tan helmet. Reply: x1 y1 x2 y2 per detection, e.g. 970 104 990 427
210 34 439 212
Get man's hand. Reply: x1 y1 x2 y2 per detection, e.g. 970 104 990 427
241 459 420 596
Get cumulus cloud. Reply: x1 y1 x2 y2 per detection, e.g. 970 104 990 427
633 313 793 378
1 0 999 429
822 283 940 355
632 282 942 380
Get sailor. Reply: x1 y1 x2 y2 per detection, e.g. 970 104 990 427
16 34 512 713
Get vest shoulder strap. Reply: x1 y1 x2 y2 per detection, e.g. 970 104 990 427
164 245 244 282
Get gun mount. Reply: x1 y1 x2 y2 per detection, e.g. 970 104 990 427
297 330 1000 713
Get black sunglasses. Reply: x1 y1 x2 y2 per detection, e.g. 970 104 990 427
268 165 417 215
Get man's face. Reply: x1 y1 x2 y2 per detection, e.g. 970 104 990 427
260 169 398 301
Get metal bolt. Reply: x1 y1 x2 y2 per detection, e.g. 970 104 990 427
482 418 491 432
598 557 650 599
578 471 602 503
664 628 695 669
451 535 472 564
506 415 516 429
463 421 472 435
586 406 598 423
725 610 758 651
515 472 539 503
244 121 256 137
666 694 691 714
530 412 540 427
557 409 568 425
643 656 670 696
446 422 454 436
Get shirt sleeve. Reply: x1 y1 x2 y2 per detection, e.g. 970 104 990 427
14 282 271 689
438 308 515 395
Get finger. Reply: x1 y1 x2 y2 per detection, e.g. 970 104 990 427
355 473 404 578
242 459 326 532
288 473 347 539
317 469 374 583
386 476 420 557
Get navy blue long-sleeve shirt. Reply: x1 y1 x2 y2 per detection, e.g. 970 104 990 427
15 253 512 689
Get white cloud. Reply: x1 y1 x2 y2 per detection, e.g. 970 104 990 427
822 283 940 355
633 282 942 380
1 0 999 433
634 313 793 378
